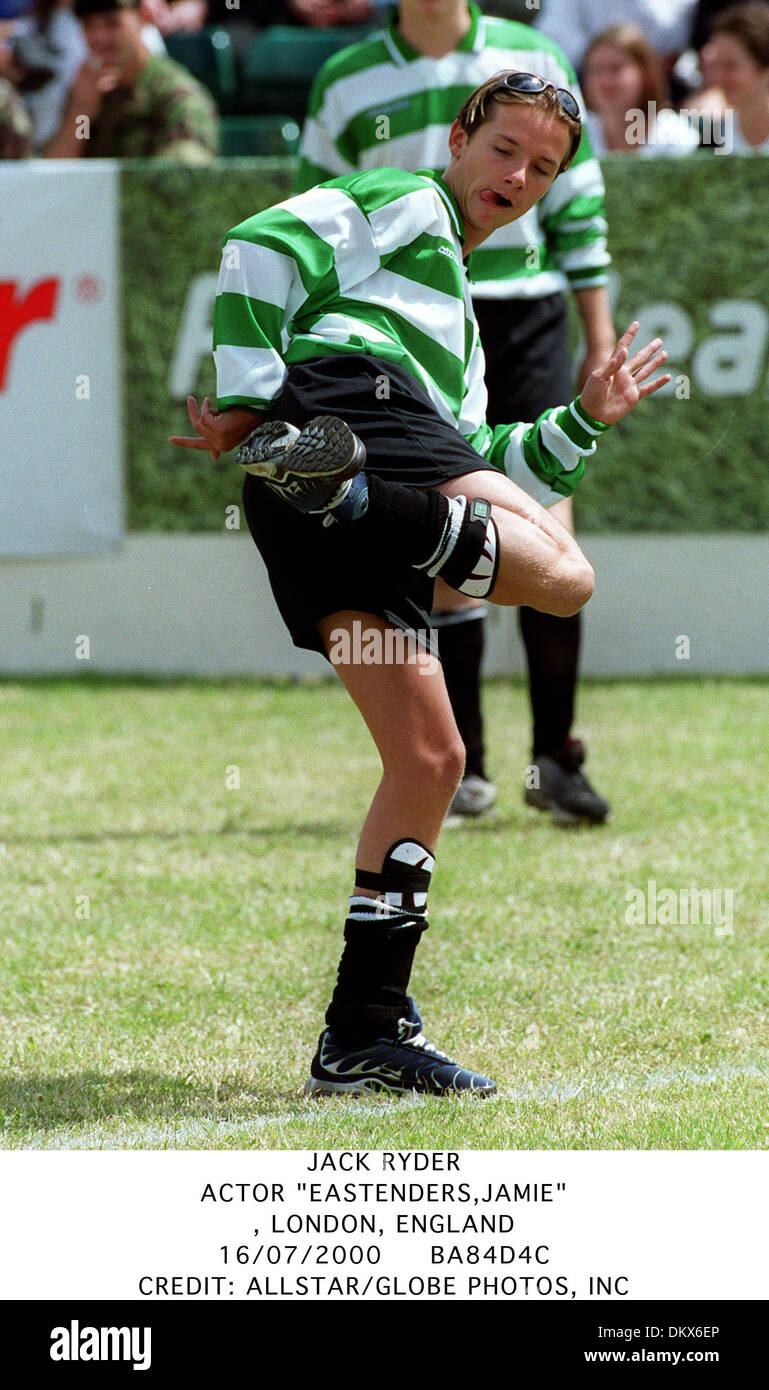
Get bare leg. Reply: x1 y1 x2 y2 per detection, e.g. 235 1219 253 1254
316 611 465 874
549 495 575 537
308 615 497 1089
437 471 594 616
433 492 575 609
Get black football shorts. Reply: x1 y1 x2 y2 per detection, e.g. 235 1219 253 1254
241 354 497 656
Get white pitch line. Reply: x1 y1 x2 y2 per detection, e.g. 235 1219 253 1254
498 1061 768 1105
13 1062 767 1148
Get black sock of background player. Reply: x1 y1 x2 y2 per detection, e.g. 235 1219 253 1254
432 609 487 780
519 606 581 758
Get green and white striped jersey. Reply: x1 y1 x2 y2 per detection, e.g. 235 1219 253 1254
213 167 608 506
295 1 609 299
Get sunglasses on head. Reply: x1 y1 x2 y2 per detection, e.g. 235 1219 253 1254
489 72 582 123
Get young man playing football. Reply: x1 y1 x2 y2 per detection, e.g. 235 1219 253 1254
296 0 616 826
171 74 668 1096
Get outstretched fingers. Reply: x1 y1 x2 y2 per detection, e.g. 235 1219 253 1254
636 369 672 399
168 434 214 450
169 395 221 456
627 337 663 376
631 347 667 384
594 321 639 381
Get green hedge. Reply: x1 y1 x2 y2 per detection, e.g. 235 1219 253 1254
575 157 769 531
123 162 294 533
122 157 769 533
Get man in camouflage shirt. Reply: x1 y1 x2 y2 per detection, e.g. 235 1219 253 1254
0 73 31 157
45 0 217 161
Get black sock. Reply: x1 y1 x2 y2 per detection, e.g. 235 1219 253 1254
519 606 581 758
361 475 449 568
361 477 498 598
325 839 433 1047
325 902 426 1046
432 610 487 780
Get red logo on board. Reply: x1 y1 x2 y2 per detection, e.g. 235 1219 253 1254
0 278 60 392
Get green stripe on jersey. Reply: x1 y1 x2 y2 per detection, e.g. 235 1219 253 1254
304 35 391 114
326 165 436 216
340 85 475 164
227 207 339 300
372 232 467 299
213 292 283 350
213 168 609 504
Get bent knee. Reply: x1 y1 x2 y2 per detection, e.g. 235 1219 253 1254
549 557 595 617
396 736 465 791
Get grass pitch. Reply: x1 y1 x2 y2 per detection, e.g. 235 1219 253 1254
1 676 767 1150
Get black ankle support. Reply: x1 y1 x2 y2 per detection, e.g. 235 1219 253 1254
325 913 427 1046
325 839 434 1045
354 837 434 910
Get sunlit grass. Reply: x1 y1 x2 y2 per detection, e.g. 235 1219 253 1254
1 677 767 1149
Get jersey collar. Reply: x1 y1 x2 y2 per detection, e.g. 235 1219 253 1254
417 168 465 246
384 2 485 66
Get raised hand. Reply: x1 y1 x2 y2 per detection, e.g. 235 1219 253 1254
70 56 121 119
579 322 671 426
169 397 263 461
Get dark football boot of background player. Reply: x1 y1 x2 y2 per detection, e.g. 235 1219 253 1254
524 736 610 825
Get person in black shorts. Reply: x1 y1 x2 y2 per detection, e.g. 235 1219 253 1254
170 75 669 1097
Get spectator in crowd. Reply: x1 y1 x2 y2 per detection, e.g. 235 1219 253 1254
2 2 88 149
45 0 217 159
583 23 700 154
0 70 32 153
3 1 170 149
534 0 699 73
701 2 769 148
670 1 768 105
690 0 769 49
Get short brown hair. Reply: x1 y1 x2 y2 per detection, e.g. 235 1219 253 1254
456 71 582 174
710 2 769 67
583 23 669 112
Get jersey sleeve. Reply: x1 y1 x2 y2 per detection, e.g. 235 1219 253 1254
475 399 610 507
213 186 383 411
295 65 357 192
525 38 611 290
538 129 611 291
